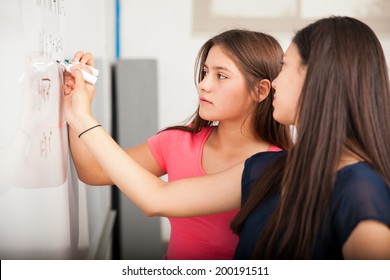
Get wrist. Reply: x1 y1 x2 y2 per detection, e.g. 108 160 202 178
68 115 99 136
78 124 102 138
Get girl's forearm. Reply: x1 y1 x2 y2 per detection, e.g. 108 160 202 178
76 122 167 215
68 125 114 185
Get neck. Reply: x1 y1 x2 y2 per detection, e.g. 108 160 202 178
337 149 363 171
211 120 265 149
201 120 271 174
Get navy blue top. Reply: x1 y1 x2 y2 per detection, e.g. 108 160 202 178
234 151 390 259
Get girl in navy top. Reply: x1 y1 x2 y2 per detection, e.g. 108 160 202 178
231 16 390 259
64 16 390 259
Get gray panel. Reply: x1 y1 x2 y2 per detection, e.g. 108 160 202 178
115 59 163 259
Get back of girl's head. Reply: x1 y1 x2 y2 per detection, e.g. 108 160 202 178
293 16 390 182
191 29 292 149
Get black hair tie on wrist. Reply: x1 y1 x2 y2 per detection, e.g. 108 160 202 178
78 124 102 138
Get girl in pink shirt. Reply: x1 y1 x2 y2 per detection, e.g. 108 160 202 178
66 29 292 259
147 127 282 259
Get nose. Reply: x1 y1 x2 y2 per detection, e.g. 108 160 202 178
198 75 212 93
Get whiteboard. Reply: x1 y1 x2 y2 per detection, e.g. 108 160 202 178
0 0 87 259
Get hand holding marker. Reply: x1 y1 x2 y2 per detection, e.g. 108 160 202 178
58 59 99 84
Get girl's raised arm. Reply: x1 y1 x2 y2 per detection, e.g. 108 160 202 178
65 52 165 186
64 68 242 217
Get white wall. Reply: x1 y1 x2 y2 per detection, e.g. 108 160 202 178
120 0 204 129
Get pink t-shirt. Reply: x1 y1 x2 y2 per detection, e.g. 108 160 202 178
147 126 281 259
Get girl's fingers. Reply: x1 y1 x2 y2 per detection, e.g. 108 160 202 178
73 51 84 62
64 72 73 82
71 67 86 90
63 70 74 95
80 52 94 66
72 51 94 67
64 85 72 95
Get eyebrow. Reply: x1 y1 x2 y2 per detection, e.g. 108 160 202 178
204 64 234 74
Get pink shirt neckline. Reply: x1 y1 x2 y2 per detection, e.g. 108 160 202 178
197 126 282 175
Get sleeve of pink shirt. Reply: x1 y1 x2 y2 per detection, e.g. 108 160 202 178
147 131 170 172
148 129 283 174
268 144 282 152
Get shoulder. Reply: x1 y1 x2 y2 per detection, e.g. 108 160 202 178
242 151 286 188
334 163 390 200
268 145 283 152
147 126 214 172
147 126 213 158
331 163 390 244
245 151 286 171
333 163 390 216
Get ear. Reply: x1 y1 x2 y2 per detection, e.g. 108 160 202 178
252 79 271 103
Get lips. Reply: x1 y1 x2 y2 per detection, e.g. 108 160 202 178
200 97 212 104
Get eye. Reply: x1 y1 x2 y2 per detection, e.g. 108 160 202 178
217 73 227 79
201 69 208 80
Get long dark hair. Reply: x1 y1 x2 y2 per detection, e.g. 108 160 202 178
231 16 390 259
164 29 292 150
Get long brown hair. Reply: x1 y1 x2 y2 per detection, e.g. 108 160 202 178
164 29 292 150
231 16 390 259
